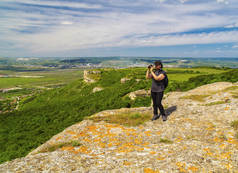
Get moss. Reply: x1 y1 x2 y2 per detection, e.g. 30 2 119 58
180 94 210 102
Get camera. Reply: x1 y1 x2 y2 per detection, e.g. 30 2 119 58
148 64 153 69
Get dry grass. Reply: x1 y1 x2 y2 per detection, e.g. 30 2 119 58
85 111 152 127
231 120 238 130
223 86 238 92
203 100 230 106
230 91 238 99
39 140 81 153
231 120 238 139
180 94 210 102
159 138 173 144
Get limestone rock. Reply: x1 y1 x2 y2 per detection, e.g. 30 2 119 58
127 89 150 100
120 77 131 83
92 87 103 93
83 70 101 83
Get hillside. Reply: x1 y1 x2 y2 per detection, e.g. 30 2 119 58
0 81 238 172
0 67 238 165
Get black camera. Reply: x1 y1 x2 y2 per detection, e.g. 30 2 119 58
148 64 153 69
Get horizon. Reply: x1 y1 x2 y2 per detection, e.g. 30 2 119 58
1 0 238 57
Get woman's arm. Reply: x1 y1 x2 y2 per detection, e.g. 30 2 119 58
150 70 165 81
146 69 152 79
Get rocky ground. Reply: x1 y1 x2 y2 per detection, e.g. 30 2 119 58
1 82 238 173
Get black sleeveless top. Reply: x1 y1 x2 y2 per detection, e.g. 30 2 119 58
151 69 166 92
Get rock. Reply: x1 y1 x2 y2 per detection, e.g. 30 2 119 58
127 89 150 100
120 77 131 83
83 70 101 83
92 87 103 93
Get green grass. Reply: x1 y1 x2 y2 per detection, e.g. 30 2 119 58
0 69 84 89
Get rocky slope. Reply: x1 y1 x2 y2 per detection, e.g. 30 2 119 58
1 82 238 173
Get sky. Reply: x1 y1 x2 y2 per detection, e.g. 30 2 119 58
0 0 238 58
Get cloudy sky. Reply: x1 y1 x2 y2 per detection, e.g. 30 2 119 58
0 0 238 57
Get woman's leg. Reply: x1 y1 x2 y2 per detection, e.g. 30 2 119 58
151 91 158 115
156 91 165 116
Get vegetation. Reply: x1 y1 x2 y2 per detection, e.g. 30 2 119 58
0 66 238 164
231 120 238 139
38 140 82 153
85 112 151 127
159 138 173 144
231 121 238 130
180 95 210 102
202 100 230 106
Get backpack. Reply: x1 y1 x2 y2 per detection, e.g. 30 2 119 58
163 71 169 89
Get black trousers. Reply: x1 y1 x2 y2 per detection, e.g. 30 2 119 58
151 91 165 116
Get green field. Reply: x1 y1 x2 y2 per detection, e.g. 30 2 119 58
0 69 84 89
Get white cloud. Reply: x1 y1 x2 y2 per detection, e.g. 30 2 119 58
232 44 238 48
3 0 103 9
1 0 238 56
216 0 229 4
61 21 73 25
225 23 238 28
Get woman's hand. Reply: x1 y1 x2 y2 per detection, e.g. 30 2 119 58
150 66 154 72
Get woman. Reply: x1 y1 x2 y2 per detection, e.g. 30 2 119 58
146 60 167 121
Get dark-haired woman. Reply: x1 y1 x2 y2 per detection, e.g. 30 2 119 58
146 60 167 121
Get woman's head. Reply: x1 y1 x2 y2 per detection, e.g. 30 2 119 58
154 60 163 69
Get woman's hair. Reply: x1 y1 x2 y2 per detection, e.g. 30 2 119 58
154 60 163 68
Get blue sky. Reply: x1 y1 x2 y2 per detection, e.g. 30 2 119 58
0 0 238 58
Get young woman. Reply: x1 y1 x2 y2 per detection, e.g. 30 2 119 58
146 60 167 121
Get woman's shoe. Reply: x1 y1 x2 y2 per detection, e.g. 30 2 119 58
151 114 160 121
162 114 167 121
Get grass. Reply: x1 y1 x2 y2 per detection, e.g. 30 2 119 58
38 140 81 153
231 120 238 130
0 69 84 89
180 94 210 102
231 120 238 139
203 100 230 106
85 112 151 127
230 91 238 99
223 86 238 92
159 138 173 144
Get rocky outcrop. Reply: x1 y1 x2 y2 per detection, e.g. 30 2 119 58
83 70 101 83
127 89 150 100
1 82 238 172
